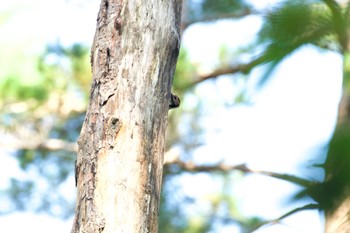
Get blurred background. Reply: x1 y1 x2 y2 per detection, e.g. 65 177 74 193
1 0 348 232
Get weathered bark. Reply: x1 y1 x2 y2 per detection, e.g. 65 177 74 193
71 0 182 232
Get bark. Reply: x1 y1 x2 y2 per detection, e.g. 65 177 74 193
325 197 350 233
71 0 182 232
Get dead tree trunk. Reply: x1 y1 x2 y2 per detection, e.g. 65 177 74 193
71 0 182 232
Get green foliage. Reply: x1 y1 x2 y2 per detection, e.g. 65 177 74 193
255 1 350 216
0 77 49 102
201 0 251 17
260 1 331 44
5 179 34 212
283 122 350 214
0 42 89 218
237 216 266 233
184 0 253 25
315 123 350 212
254 0 339 85
38 43 91 97
4 117 81 218
343 51 350 92
0 48 48 103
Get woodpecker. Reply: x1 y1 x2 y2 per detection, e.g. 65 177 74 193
169 93 180 109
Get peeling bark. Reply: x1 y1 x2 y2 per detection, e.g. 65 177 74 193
71 1 182 232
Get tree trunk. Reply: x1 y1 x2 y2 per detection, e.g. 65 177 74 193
325 196 350 233
71 0 182 232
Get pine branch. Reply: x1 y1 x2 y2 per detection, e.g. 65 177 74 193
272 203 319 223
323 0 346 49
323 0 342 16
240 203 319 233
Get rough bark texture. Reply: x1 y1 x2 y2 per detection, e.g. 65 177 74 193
71 0 182 232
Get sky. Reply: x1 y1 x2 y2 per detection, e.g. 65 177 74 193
0 0 343 232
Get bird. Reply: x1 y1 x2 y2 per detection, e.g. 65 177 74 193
169 93 180 109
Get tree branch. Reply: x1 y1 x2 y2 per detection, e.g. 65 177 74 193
323 0 346 49
190 56 264 86
182 8 256 31
165 153 320 231
164 154 312 187
192 65 248 85
323 0 342 15
237 203 320 233
271 203 319 223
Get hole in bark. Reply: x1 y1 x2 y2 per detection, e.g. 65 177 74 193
104 0 109 10
110 117 119 126
114 18 122 35
106 48 110 70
